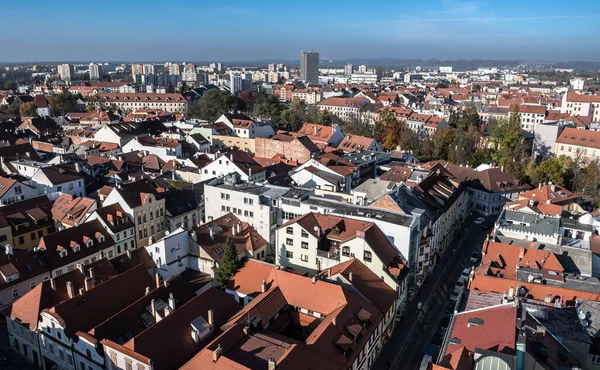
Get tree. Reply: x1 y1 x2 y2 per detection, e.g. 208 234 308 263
238 91 257 113
526 155 575 187
216 236 240 289
166 84 175 93
254 94 282 119
47 92 84 116
179 81 190 94
470 148 489 168
489 116 528 178
19 102 38 117
573 160 600 207
190 89 243 121
374 108 396 142
381 119 403 150
458 105 480 131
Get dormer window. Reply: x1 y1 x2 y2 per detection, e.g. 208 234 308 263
95 232 105 243
83 236 93 248
70 241 81 252
57 246 67 258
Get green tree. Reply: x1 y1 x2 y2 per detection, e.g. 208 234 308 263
573 160 600 207
216 236 240 289
458 105 480 131
254 94 282 119
489 116 528 177
166 84 175 93
470 148 489 168
190 89 243 121
48 92 84 116
179 81 190 94
239 90 257 113
19 102 38 117
526 155 575 187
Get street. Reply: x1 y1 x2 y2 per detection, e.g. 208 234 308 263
374 216 492 370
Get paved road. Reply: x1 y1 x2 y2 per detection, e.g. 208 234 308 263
374 216 492 370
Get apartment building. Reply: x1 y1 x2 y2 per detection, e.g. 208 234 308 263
275 213 405 291
0 195 55 251
196 150 266 183
254 134 320 164
30 164 86 198
87 93 188 113
555 127 600 162
121 136 184 161
318 97 368 123
103 180 166 248
204 175 288 244
292 88 323 104
215 113 275 139
0 176 38 206
509 104 546 131
561 91 600 121
86 203 136 257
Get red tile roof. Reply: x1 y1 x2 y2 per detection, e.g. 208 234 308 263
556 127 600 149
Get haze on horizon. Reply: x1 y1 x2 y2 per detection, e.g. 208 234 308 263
2 0 600 63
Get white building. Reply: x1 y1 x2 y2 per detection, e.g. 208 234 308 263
0 177 39 206
30 164 86 199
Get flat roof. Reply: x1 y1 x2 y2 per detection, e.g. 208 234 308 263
332 203 414 227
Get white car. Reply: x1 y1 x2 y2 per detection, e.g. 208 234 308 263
474 217 485 225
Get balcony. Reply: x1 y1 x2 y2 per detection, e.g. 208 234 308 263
317 249 340 270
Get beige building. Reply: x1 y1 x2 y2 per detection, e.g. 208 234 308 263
555 127 600 163
87 93 188 113
561 91 600 121
212 135 256 153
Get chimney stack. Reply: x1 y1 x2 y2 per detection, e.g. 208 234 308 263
151 299 157 318
126 249 132 258
168 292 175 310
268 359 276 370
261 279 267 293
348 272 353 282
327 268 332 277
208 309 214 328
332 316 337 327
145 286 151 295
311 275 317 284
84 276 94 291
213 344 223 362
88 267 95 280
50 277 56 291
155 273 161 289
66 281 74 298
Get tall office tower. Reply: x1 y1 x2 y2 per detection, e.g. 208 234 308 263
57 64 73 81
268 63 276 72
169 63 181 75
89 63 103 80
142 64 155 75
300 51 319 85
344 63 353 76
217 63 223 72
358 64 367 73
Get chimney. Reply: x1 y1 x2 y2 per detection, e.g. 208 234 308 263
168 292 176 310
332 316 337 327
151 298 157 318
213 344 223 362
50 277 56 291
77 263 84 274
66 281 74 298
209 227 215 240
145 286 151 295
348 272 353 282
232 224 237 236
311 275 317 284
84 276 94 291
208 309 214 328
126 249 132 258
88 267 95 280
155 272 161 289
314 126 318 136
78 288 84 295
261 279 267 293
268 359 276 370
508 286 515 298
327 268 332 277
518 247 525 260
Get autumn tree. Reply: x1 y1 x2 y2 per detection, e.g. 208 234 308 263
19 102 38 117
526 155 576 187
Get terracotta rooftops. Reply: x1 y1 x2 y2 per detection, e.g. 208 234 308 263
556 127 600 150
51 194 96 227
518 183 579 206
509 104 547 115
182 268 381 370
298 123 341 142
564 91 600 103
445 304 517 357
336 135 376 152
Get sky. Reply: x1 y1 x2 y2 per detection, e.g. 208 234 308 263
2 0 600 62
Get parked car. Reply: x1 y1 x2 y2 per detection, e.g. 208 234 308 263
450 287 462 302
456 275 466 288
470 251 481 264
461 268 470 278
474 217 485 225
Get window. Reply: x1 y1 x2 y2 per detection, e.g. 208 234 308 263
137 216 141 224
286 251 293 259
19 236 24 245
14 186 21 194
301 242 308 249
139 230 143 239
249 199 254 205
244 210 248 216
57 186 62 192
244 197 248 204
593 354 600 365
286 238 293 246
12 288 19 299
233 207 237 214
68 183 73 190
286 227 294 235
249 211 253 217
301 230 309 238
30 281 36 290
38 230 43 238
301 254 308 262
364 251 372 262
342 246 350 256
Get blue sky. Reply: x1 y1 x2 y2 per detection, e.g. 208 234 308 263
2 0 600 62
